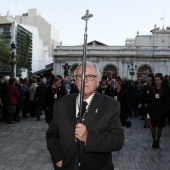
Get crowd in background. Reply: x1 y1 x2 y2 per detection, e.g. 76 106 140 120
0 72 170 127
97 73 170 148
98 74 170 126
0 71 170 148
0 75 78 124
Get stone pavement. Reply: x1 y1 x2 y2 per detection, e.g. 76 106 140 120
0 115 170 170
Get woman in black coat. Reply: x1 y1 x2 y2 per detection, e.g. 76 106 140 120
112 78 128 126
97 79 108 95
45 77 61 124
146 73 169 148
141 73 155 128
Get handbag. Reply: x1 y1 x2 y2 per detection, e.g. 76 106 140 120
126 120 132 128
147 113 152 128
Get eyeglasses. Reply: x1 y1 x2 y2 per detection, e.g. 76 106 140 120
75 74 98 81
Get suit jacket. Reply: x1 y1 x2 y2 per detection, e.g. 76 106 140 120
46 92 124 170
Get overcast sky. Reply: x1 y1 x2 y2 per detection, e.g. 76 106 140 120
0 0 170 46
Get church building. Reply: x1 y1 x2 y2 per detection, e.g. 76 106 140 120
53 25 170 81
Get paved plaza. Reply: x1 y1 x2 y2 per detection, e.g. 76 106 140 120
0 115 170 170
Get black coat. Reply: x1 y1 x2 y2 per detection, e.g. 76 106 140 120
97 85 107 94
112 89 128 120
45 86 58 108
15 83 25 109
58 83 66 97
105 84 115 96
0 81 8 103
46 92 124 170
34 83 48 107
147 86 169 127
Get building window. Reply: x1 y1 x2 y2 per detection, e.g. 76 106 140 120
138 65 152 73
103 65 117 81
2 27 10 37
137 65 152 81
104 65 117 72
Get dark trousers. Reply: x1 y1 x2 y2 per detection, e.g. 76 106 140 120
14 104 21 121
7 112 14 123
120 112 127 126
0 103 7 121
45 107 53 123
30 101 36 117
36 104 44 120
23 99 30 117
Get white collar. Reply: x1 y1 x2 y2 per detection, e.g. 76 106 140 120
84 93 94 107
76 92 95 117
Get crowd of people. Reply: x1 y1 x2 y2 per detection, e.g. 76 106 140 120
0 75 78 124
97 73 170 149
0 71 170 150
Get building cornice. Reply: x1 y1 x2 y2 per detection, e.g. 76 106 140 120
54 46 170 58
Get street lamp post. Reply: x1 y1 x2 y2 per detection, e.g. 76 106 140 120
10 42 16 77
128 63 137 81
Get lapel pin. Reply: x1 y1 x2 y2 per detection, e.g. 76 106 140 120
95 108 98 113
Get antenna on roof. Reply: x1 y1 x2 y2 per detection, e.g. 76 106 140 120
7 11 9 17
160 17 165 30
7 0 10 17
160 11 166 30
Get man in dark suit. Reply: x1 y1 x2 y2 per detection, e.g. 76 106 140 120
46 62 124 170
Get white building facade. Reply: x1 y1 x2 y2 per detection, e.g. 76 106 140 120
1 9 60 77
13 9 60 59
19 24 50 73
53 26 170 81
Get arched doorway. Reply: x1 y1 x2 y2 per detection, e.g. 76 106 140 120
70 64 79 76
137 65 152 80
103 65 117 81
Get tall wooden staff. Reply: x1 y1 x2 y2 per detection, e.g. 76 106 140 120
75 10 93 170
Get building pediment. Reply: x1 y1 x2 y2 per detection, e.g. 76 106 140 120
87 40 107 46
150 27 170 34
